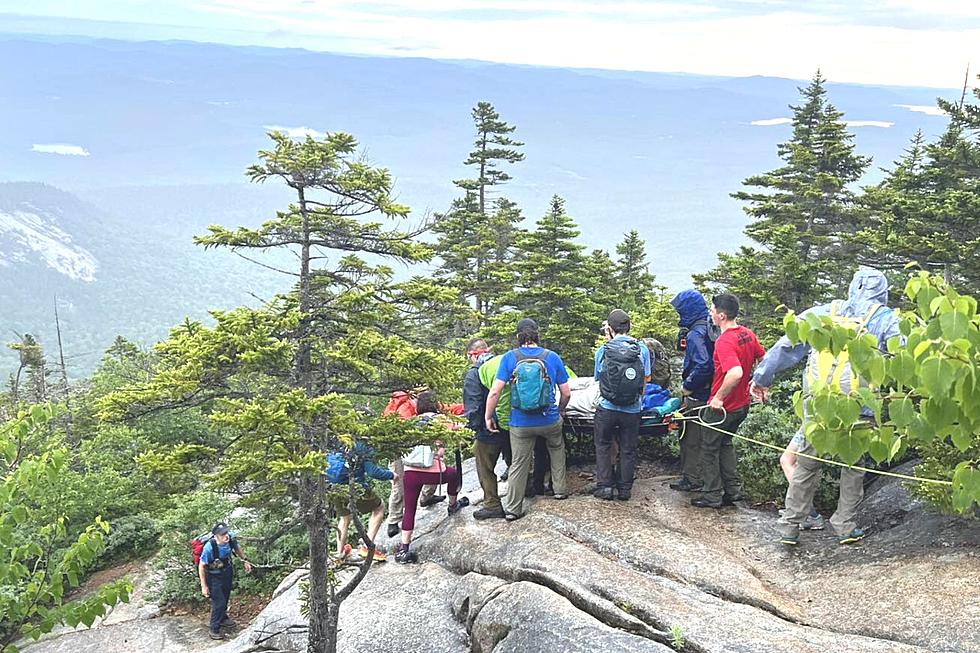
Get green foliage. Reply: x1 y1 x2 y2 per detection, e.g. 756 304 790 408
697 71 871 342
735 405 838 509
97 514 163 567
785 272 980 512
670 624 686 651
0 408 130 651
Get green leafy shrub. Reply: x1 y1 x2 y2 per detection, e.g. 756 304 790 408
97 513 163 567
736 405 838 510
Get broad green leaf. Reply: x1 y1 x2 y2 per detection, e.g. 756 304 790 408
920 397 958 430
835 426 871 465
951 423 975 453
919 357 953 397
889 351 916 386
939 310 971 341
887 396 915 428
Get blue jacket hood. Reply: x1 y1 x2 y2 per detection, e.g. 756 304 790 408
671 289 709 327
838 268 889 317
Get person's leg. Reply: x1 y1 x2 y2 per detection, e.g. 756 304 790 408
678 399 704 488
616 411 642 497
778 438 823 540
831 467 866 540
544 421 568 496
336 514 351 558
719 407 748 499
780 440 800 483
503 428 536 517
443 466 470 515
532 436 550 494
387 459 405 526
367 501 385 544
400 471 428 537
474 440 504 515
593 407 615 494
207 573 227 635
696 409 725 505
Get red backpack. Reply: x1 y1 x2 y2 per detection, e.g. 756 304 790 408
191 533 214 566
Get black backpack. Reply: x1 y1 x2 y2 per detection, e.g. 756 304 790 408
598 338 645 406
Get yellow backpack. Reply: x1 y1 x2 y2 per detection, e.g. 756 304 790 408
804 300 881 393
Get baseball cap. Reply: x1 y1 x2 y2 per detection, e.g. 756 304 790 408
607 309 630 332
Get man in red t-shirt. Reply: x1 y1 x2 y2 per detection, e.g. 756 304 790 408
692 293 765 509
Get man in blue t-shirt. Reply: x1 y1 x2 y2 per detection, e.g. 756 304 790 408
593 309 652 501
485 318 571 520
198 522 253 640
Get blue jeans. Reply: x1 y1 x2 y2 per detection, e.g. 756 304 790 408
206 564 233 633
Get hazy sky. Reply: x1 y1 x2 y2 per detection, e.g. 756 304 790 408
2 0 979 88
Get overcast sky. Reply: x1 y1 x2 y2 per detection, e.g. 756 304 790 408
2 0 979 88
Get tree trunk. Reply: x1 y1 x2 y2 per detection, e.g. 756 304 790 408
301 475 334 653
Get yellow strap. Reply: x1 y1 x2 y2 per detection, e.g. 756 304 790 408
681 413 953 487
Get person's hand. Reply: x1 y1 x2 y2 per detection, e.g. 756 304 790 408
680 387 692 397
749 381 769 403
708 396 725 411
201 584 210 598
486 416 499 433
244 561 253 574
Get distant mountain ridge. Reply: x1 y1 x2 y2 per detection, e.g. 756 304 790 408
0 35 960 374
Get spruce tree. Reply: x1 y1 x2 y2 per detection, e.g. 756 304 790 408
853 124 980 293
697 71 871 339
433 102 525 322
614 230 657 311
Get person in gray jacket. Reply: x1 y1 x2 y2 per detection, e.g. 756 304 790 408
750 268 901 546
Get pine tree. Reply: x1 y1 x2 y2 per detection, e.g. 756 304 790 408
853 124 980 293
486 196 605 373
614 230 657 311
697 71 871 339
102 131 464 653
433 102 525 322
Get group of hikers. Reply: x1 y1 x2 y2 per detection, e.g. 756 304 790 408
197 267 900 639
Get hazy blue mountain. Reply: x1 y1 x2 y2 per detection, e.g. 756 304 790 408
0 34 958 373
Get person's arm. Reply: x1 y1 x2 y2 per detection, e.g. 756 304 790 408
463 369 488 433
683 330 713 396
233 540 253 574
593 346 603 382
199 561 209 597
485 379 506 432
364 458 395 482
557 382 571 415
709 365 743 410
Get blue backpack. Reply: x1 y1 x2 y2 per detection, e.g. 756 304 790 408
510 350 555 413
325 451 349 484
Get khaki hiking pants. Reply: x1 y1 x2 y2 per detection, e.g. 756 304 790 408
387 459 437 525
778 437 864 537
504 421 567 517
680 398 705 486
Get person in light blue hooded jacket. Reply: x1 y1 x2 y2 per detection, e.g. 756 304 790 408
750 268 901 546
668 289 716 492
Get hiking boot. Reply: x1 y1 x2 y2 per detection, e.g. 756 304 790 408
553 493 569 500
386 522 400 538
801 512 826 531
357 545 387 562
543 486 555 497
220 617 237 629
499 468 510 482
669 478 702 492
779 532 800 546
593 487 615 501
209 631 225 640
419 495 446 508
394 548 418 564
473 506 505 520
335 543 353 562
838 528 866 545
505 512 522 522
615 489 631 501
447 496 470 516
691 498 723 509
721 494 743 506
525 484 539 498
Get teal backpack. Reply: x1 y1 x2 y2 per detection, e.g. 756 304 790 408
510 350 555 413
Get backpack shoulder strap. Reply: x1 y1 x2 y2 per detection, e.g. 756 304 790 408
858 303 882 333
210 538 220 561
829 300 842 319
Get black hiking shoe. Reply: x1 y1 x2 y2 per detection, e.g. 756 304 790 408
615 489 631 501
593 487 615 501
473 506 505 520
447 496 470 516
721 494 743 506
419 495 446 508
208 631 225 640
221 617 237 629
691 498 724 509
386 522 400 538
669 478 702 492
394 548 418 564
